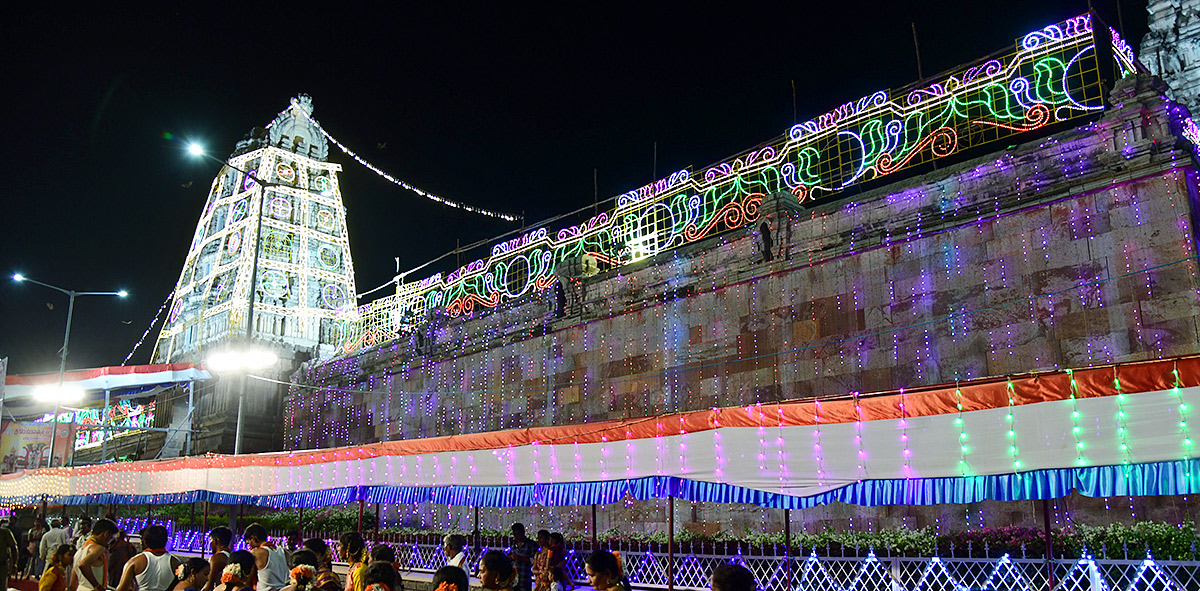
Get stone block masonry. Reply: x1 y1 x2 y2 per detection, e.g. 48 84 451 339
288 75 1200 456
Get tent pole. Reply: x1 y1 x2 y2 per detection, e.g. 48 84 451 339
784 508 792 591
202 502 209 557
667 497 675 591
298 506 304 544
357 499 365 533
591 504 598 551
374 503 381 543
1042 499 1056 589
472 506 480 555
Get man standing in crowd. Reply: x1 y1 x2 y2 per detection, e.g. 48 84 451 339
203 527 233 591
114 525 179 591
507 523 538 591
245 524 289 591
73 518 119 591
72 519 92 550
39 520 69 569
0 520 17 590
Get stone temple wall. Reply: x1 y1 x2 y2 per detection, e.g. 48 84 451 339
1142 0 1200 113
286 75 1200 533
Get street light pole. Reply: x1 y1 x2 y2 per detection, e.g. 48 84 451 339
12 274 127 466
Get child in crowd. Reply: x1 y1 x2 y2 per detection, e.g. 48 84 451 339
548 567 566 591
369 545 403 590
301 540 342 591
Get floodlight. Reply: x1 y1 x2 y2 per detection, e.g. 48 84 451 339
33 385 85 403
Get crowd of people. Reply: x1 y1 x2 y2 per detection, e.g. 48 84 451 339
0 517 756 591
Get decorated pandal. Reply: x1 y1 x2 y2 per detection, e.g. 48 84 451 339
4 356 1199 589
0 356 1197 509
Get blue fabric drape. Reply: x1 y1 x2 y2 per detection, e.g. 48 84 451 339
20 458 1200 508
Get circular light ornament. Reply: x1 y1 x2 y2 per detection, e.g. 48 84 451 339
243 171 258 191
230 199 248 223
226 229 242 254
317 244 340 269
316 209 336 230
276 162 296 183
322 283 348 309
259 270 289 298
168 299 184 324
269 195 292 219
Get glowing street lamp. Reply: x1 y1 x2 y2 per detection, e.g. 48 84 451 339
204 347 278 454
11 273 127 465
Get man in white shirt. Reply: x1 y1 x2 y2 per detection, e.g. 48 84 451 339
39 520 70 564
443 534 468 568
115 524 179 591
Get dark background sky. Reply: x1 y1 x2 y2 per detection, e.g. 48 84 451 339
0 2 1149 376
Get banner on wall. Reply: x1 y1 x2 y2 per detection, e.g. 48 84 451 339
0 422 74 474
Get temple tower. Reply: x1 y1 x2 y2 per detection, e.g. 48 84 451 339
1141 0 1200 111
152 95 357 453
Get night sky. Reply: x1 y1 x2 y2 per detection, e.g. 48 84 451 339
1 2 1149 376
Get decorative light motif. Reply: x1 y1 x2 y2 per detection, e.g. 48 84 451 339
1110 27 1139 78
335 13 1110 355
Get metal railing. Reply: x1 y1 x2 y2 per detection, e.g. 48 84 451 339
140 520 1197 591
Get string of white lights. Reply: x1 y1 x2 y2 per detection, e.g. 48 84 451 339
291 111 520 222
123 289 174 365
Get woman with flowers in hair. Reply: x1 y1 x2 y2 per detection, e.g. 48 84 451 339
219 551 257 591
584 551 629 591
280 550 339 591
38 544 74 591
360 562 396 591
431 566 468 591
300 540 341 591
169 558 210 591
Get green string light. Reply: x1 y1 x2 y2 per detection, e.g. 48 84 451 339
1173 365 1193 457
1007 378 1021 470
1114 369 1131 467
1066 369 1087 466
955 383 970 476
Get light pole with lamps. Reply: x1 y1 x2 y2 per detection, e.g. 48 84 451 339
187 144 286 454
11 274 127 465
